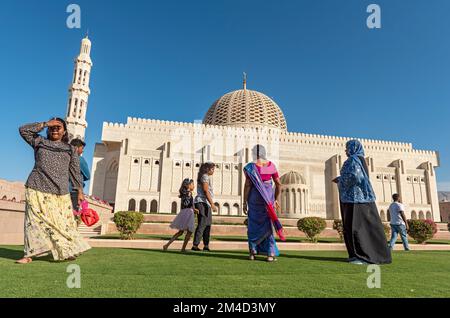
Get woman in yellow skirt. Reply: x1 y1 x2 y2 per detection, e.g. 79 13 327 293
16 118 91 264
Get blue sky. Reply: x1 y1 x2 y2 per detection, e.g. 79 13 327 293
1 0 449 190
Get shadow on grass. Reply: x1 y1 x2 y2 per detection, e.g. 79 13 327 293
279 253 348 263
127 248 349 263
128 248 257 261
0 247 23 261
0 247 76 263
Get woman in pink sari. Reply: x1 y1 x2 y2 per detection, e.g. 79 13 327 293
243 145 285 262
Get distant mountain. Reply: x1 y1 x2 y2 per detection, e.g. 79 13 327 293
439 192 450 202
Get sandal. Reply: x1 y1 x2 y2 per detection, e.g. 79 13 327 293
15 257 32 264
249 254 255 261
267 256 277 262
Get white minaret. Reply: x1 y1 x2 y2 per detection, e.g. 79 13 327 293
66 36 93 140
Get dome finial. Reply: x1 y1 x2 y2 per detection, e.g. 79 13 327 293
243 72 247 91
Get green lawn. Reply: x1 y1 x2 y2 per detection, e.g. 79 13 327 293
94 233 450 245
1 245 449 297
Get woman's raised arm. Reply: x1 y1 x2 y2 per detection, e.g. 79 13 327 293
19 122 46 147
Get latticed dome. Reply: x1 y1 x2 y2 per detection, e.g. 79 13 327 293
280 171 306 185
203 88 287 131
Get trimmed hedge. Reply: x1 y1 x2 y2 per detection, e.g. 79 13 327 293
332 219 344 242
407 219 436 244
297 217 327 243
113 211 144 240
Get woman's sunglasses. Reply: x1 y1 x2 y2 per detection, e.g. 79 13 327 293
48 125 64 131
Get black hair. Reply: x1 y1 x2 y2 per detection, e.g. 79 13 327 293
70 138 86 148
46 117 69 143
392 193 399 201
197 162 215 184
251 144 267 160
179 178 194 198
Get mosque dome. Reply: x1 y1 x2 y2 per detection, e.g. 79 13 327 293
203 76 287 131
280 171 306 185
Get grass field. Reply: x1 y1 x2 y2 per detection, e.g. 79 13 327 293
94 233 450 245
1 245 450 298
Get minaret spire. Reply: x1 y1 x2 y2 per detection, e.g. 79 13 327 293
65 36 93 141
243 72 247 91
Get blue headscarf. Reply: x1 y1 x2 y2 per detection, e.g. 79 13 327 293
338 139 376 203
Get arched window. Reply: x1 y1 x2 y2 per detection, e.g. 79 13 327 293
1 195 7 200
419 211 425 220
139 199 147 213
150 200 158 213
411 211 417 220
426 211 432 220
80 100 84 115
73 98 78 117
171 202 177 214
292 188 297 214
128 199 136 211
67 98 72 117
11 197 16 202
285 190 290 214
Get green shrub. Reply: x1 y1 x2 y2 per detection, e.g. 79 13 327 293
297 217 327 243
332 219 344 242
113 211 144 240
407 219 435 244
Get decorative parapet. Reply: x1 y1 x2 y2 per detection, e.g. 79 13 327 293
101 117 438 158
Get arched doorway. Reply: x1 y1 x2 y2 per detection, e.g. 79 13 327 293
419 211 425 220
214 202 220 215
171 202 177 214
128 199 136 211
232 203 239 215
223 203 230 215
150 200 158 213
426 211 432 220
139 199 147 213
411 211 417 220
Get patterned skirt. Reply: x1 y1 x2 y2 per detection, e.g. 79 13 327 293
24 188 91 260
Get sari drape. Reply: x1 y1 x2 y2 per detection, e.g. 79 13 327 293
244 162 286 241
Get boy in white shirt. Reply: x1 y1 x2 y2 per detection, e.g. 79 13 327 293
387 193 410 251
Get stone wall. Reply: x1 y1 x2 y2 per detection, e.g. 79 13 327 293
0 198 113 245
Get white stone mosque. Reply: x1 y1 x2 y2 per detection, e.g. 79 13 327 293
65 37 441 221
